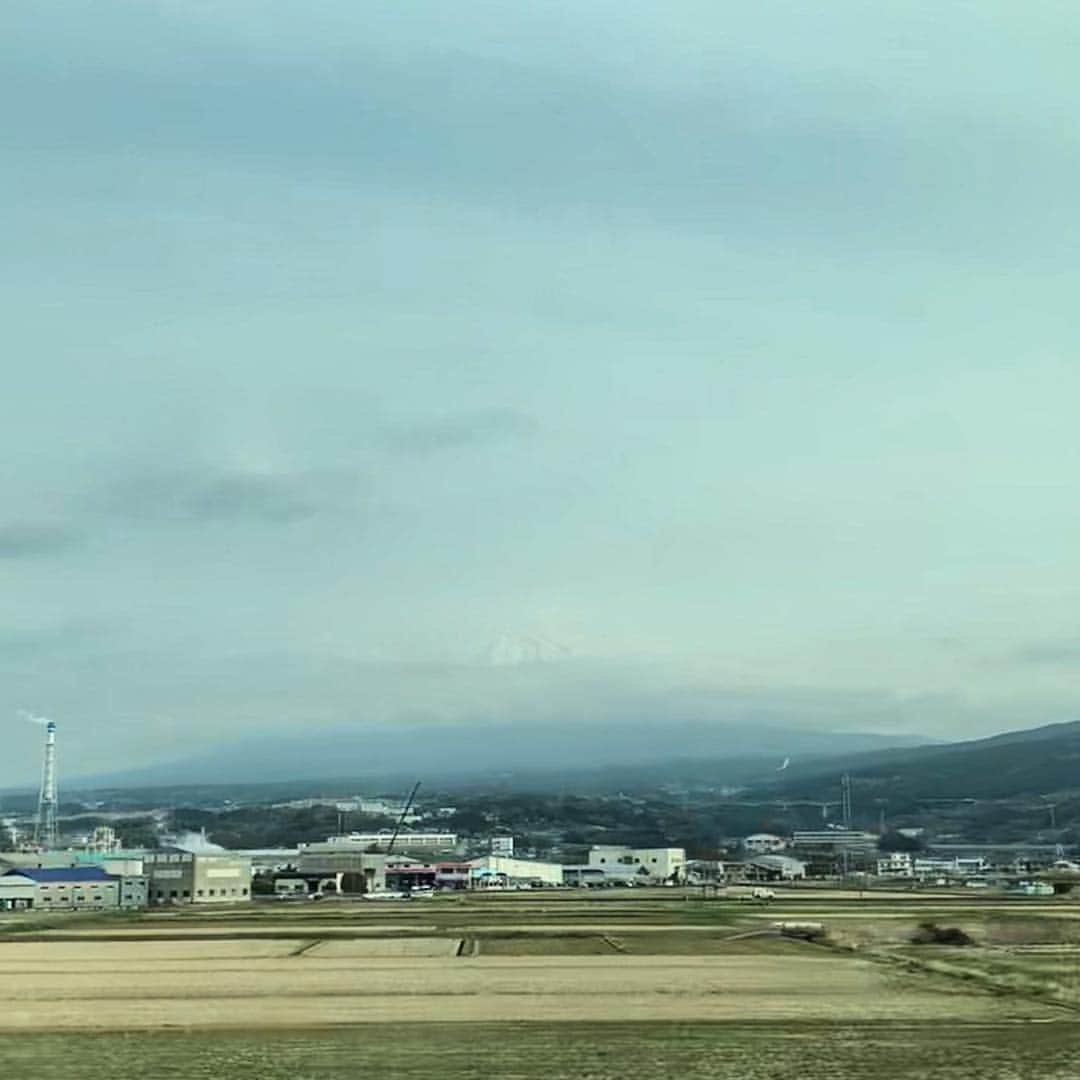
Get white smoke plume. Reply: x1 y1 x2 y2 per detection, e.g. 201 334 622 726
18 709 49 726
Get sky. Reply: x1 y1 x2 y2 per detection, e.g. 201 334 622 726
3 2 1080 784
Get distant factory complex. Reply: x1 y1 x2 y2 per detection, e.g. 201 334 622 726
1 718 695 909
3 716 1074 912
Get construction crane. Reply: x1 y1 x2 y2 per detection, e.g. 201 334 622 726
385 782 421 856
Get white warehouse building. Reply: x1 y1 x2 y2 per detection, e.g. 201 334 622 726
300 831 457 855
587 846 686 883
743 833 788 855
469 855 564 887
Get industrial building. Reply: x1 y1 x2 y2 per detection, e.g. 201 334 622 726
384 861 473 891
562 862 646 887
0 850 144 876
469 855 564 887
876 852 915 878
587 846 686 883
912 855 990 880
743 833 788 854
562 865 618 887
0 866 146 910
300 830 457 855
744 855 807 881
791 830 877 853
143 851 252 905
293 849 391 894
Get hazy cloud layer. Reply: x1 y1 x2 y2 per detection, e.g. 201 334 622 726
0 525 82 559
100 466 363 525
384 409 538 456
1011 639 1080 666
3 3 1080 782
0 620 107 657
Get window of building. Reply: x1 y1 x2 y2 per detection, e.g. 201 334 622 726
169 890 177 898
196 889 204 897
182 890 190 898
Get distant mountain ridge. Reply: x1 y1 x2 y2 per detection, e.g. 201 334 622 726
753 719 1080 803
72 719 926 791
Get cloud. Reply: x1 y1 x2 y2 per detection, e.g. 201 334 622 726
383 408 538 457
0 619 109 657
1010 639 1080 666
0 524 82 558
100 466 363 525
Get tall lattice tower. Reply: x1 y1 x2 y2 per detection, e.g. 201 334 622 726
34 720 58 849
840 773 853 830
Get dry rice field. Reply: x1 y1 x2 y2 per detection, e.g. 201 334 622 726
2 895 1080 1078
1 940 1059 1028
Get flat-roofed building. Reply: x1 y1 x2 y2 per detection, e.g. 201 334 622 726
587 846 686 883
791 830 877 853
293 850 390 894
300 831 457 855
563 864 636 887
743 833 788 854
384 861 472 891
469 855 564 887
143 852 252 905
876 852 914 878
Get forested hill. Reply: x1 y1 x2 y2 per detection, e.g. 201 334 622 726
757 721 1080 805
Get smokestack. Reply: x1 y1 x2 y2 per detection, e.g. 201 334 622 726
34 720 58 850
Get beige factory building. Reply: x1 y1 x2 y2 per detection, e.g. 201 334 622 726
143 851 252 905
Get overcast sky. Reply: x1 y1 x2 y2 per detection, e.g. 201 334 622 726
3 2 1080 784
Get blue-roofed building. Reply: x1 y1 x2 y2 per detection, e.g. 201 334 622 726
0 865 146 911
11 866 112 883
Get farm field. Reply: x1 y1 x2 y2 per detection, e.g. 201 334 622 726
3 892 1080 1078
6 1022 1080 1080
